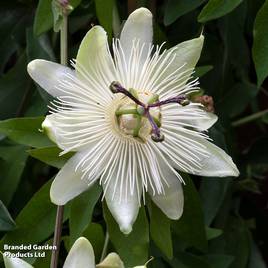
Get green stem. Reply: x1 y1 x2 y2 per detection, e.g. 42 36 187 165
100 232 109 262
50 10 68 268
231 109 268 127
16 80 33 117
60 13 68 66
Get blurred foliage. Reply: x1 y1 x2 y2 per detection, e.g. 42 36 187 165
0 0 268 267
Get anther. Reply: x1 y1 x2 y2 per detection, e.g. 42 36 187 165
109 81 121 94
151 132 165 142
180 99 190 106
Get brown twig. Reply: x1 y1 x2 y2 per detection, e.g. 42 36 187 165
50 206 64 268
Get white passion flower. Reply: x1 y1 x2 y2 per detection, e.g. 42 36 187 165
27 8 239 234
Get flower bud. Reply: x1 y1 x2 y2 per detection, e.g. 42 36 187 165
96 253 124 268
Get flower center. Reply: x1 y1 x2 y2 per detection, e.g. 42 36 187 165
115 90 162 142
110 81 190 143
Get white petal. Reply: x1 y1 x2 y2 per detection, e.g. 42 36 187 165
103 157 142 235
183 111 218 131
63 237 95 268
3 256 33 268
167 35 204 79
105 188 140 234
162 128 239 177
101 142 142 234
149 158 184 220
50 151 92 205
146 36 204 97
27 59 74 97
42 108 108 153
42 114 61 147
164 105 218 131
195 112 218 130
97 253 124 268
76 25 115 95
120 8 153 63
152 35 204 98
195 139 240 177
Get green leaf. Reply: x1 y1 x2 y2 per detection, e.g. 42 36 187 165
262 113 268 124
0 179 70 248
103 205 149 267
204 254 234 268
199 127 231 225
69 184 102 245
0 5 30 71
52 0 82 32
237 178 261 194
170 252 212 268
26 27 55 104
246 137 268 165
198 0 243 23
248 238 266 268
219 82 258 117
150 203 173 259
32 238 53 268
28 146 73 168
172 174 208 252
0 145 28 205
218 1 250 80
0 117 53 148
200 177 231 225
94 0 116 42
0 54 29 120
164 0 206 25
194 65 213 78
33 0 54 36
34 0 81 35
252 0 268 86
27 28 55 62
0 200 16 231
224 217 251 268
82 223 105 262
205 227 223 240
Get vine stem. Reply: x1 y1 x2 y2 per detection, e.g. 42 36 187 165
60 13 68 66
100 232 110 262
50 12 68 268
231 108 268 127
50 206 64 268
